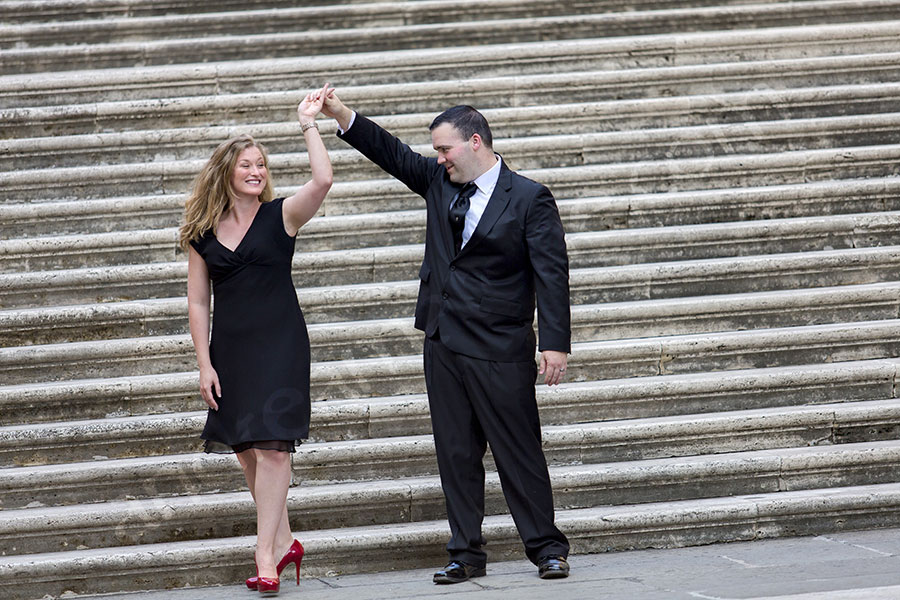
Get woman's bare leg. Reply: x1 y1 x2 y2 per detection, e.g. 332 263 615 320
245 448 293 578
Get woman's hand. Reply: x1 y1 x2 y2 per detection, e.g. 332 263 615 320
297 83 332 125
199 364 221 411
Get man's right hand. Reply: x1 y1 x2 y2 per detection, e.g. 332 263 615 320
321 87 354 132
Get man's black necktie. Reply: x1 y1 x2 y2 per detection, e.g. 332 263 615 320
449 182 477 254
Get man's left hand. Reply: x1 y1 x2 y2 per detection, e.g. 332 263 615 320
539 350 568 386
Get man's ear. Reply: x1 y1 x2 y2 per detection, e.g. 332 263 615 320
470 133 482 151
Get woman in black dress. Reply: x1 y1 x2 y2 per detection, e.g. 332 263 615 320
179 84 333 595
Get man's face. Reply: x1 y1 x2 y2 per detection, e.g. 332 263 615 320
431 123 477 183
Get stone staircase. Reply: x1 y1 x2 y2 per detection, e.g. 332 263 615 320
3 0 900 598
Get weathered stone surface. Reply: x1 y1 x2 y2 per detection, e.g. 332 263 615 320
3 209 895 275
4 440 900 556
5 314 900 386
570 246 900 303
4 20 899 108
7 134 900 202
6 482 900 598
2 279 896 348
4 177 898 243
3 399 899 510
6 2 898 74
10 108 900 173
6 50 900 139
4 1 900 597
566 320 900 381
3 242 899 311
0 355 895 434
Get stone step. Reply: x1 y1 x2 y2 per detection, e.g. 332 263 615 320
5 20 899 109
3 309 900 386
5 1 895 74
266 319 900 401
4 248 900 347
0 229 178 273
2 355 899 466
7 133 900 204
533 144 900 213
3 207 893 274
4 176 897 240
13 87 900 169
7 0 771 50
564 211 900 267
571 245 900 304
9 109 900 183
0 0 632 50
2 399 899 510
3 275 897 350
7 50 900 139
570 282 900 347
571 319 900 381
3 2 898 598
7 481 900 598
3 440 899 558
1 0 421 23
3 243 897 311
2 349 892 430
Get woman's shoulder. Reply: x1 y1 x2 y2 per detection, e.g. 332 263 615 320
189 227 216 253
259 197 286 216
260 197 288 221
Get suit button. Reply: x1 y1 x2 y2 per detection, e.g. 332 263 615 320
442 292 449 299
450 266 456 271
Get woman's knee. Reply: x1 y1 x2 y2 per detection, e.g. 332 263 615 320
236 449 257 469
255 448 291 469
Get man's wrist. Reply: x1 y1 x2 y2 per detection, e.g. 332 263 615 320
336 110 356 134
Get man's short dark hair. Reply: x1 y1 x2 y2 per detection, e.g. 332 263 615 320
429 105 493 148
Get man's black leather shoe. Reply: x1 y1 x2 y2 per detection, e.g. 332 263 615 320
538 555 570 579
433 561 487 584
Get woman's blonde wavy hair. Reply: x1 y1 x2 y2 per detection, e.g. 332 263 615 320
178 134 275 251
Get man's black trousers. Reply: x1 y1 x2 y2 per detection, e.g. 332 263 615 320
423 335 570 567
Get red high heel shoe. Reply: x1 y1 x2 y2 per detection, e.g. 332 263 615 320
246 539 305 589
257 576 279 596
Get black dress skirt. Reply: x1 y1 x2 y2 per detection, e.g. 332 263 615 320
190 198 310 453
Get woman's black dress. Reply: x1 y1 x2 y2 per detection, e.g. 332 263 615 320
190 198 310 453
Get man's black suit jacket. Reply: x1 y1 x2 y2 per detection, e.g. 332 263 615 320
339 114 571 362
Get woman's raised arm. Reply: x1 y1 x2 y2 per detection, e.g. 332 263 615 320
282 83 334 236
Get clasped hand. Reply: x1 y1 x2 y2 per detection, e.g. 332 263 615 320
297 82 333 125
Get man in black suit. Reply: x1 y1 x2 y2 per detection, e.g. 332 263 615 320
322 93 571 583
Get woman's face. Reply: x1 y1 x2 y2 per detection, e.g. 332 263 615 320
230 146 267 199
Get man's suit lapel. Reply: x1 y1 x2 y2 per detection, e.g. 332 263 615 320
458 160 512 256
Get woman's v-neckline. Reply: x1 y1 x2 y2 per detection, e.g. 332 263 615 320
215 202 263 254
